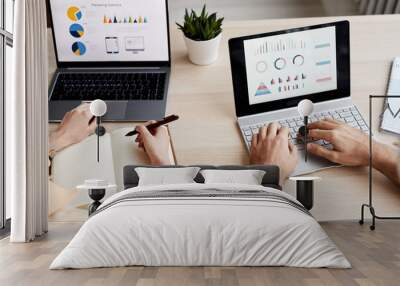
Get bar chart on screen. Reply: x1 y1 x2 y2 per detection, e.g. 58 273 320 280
255 39 306 55
103 15 149 24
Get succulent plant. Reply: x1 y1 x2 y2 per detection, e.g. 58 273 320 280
176 5 224 41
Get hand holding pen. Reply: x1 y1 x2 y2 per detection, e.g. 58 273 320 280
132 116 179 165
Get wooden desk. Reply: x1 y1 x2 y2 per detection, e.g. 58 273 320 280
48 15 400 221
166 15 400 221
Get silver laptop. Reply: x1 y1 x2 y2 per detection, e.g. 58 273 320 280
48 0 171 121
228 21 368 176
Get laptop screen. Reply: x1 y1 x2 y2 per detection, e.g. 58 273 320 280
228 21 350 117
50 0 169 63
243 26 338 105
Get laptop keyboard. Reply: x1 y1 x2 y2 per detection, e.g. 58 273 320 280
241 105 369 150
51 72 166 101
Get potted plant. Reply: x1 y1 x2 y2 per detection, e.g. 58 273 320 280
176 5 224 66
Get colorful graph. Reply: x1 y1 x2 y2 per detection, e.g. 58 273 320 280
316 60 331 66
69 23 84 38
315 43 331 49
72 42 86 56
103 15 148 24
316 76 332 83
255 83 271 96
67 6 82 21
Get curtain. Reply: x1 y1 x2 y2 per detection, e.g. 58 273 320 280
357 0 400 14
8 0 48 242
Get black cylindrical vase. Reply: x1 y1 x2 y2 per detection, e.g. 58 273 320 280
296 180 314 210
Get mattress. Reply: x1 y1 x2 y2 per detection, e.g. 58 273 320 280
50 183 350 269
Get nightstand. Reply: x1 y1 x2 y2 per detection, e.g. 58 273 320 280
77 180 116 215
289 177 321 210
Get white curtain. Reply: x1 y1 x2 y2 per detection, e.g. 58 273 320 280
8 0 48 242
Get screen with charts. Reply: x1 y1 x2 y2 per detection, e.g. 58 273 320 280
50 0 169 62
243 26 338 105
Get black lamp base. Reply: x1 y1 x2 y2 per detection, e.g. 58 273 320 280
88 188 106 216
296 180 314 211
95 126 106 136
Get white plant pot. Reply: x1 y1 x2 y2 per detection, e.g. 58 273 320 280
184 34 222 66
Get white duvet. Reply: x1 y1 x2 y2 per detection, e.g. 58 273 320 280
50 183 350 269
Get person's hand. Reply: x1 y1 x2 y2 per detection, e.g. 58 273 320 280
250 122 298 185
135 121 173 165
49 104 96 152
306 119 369 166
307 118 400 186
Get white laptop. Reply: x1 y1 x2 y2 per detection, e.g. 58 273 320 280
228 21 368 176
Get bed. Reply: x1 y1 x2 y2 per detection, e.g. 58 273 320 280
50 165 350 269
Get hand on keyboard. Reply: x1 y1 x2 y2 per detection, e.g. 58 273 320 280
242 106 368 153
306 119 370 166
249 122 298 185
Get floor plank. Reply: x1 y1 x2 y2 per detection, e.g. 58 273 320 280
1 221 400 286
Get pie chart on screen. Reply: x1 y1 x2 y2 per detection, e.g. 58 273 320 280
72 42 86 56
67 6 82 21
69 23 84 38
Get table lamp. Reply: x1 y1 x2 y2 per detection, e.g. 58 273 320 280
90 100 107 162
297 99 314 162
77 179 116 215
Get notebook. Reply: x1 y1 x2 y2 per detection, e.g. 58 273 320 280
52 127 175 205
381 57 400 135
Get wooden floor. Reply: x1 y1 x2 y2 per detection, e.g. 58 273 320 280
1 221 400 286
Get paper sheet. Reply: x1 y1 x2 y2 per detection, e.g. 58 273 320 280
52 126 175 206
381 57 400 135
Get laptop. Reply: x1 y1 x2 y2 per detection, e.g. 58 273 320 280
228 21 368 176
48 0 171 121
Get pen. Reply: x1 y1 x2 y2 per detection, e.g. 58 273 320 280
88 116 95 126
298 125 308 161
304 116 308 162
125 114 179 136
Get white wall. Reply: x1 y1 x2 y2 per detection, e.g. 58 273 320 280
321 0 359 16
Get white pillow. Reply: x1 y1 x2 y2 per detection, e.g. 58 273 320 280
135 167 201 186
200 169 266 185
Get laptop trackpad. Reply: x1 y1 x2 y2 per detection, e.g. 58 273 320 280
292 150 338 176
95 101 127 120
